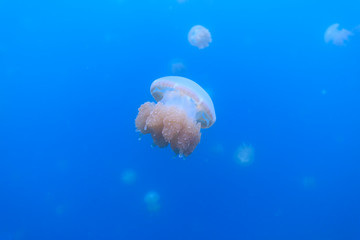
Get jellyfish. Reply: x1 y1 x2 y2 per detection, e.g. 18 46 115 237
235 143 254 166
212 143 224 155
121 169 137 185
135 76 216 157
301 176 316 190
169 58 186 75
144 191 160 212
188 25 212 49
55 204 66 216
324 23 353 46
354 24 360 33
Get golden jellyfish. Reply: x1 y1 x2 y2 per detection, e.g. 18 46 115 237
324 23 353 46
188 25 212 49
144 191 160 212
169 58 186 76
135 76 216 157
301 176 316 190
354 24 360 33
121 169 137 185
235 143 255 166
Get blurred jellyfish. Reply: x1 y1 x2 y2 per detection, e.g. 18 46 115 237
177 0 188 3
324 23 353 46
55 204 66 216
235 143 254 166
121 169 137 185
354 24 360 33
169 58 186 75
135 76 216 157
212 143 224 155
301 176 316 190
144 191 160 212
188 25 212 49
104 33 112 43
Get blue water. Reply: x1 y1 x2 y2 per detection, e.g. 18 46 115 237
0 0 359 239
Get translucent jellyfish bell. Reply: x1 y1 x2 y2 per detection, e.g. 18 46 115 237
144 191 160 212
169 58 186 76
135 76 216 157
324 23 353 46
121 169 137 185
188 25 212 49
150 77 216 128
235 143 255 166
301 176 316 190
354 24 360 33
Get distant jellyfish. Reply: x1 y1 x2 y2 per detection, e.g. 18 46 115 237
55 204 66 216
212 143 224 155
188 25 212 49
354 24 360 33
235 143 254 166
135 76 216 157
169 58 186 75
144 191 160 212
121 169 137 185
301 176 316 190
324 23 353 46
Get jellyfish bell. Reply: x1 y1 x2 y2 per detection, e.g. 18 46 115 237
188 25 212 49
144 191 160 212
135 76 216 157
301 176 316 190
121 169 137 185
150 77 216 128
212 143 224 155
324 23 353 46
169 59 186 76
354 24 360 33
235 143 254 166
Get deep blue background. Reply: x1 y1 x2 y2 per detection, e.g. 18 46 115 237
0 0 359 239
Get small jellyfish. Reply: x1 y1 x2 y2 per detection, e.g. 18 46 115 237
55 204 66 216
188 25 212 49
354 24 360 33
121 169 137 185
212 143 224 155
301 176 316 190
169 58 186 75
135 76 216 157
324 23 353 46
235 143 254 166
144 191 160 212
